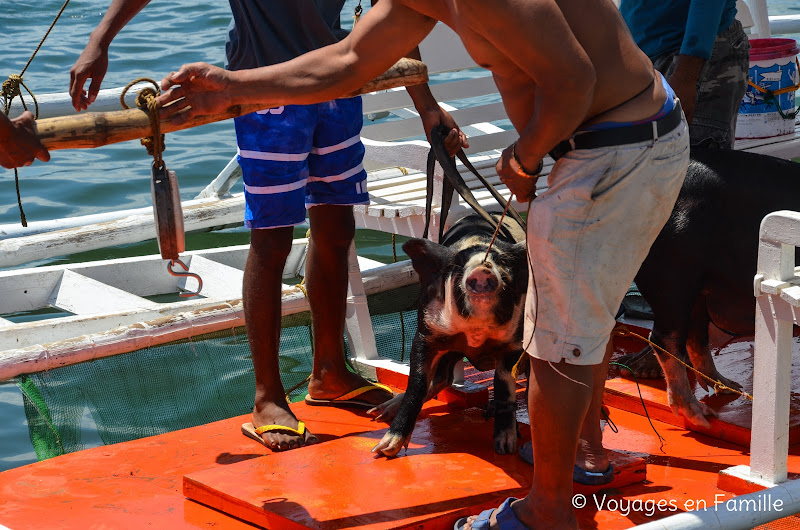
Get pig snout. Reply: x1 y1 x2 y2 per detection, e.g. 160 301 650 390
465 265 499 294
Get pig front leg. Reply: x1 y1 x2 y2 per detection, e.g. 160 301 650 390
492 351 521 454
368 353 459 423
372 335 437 457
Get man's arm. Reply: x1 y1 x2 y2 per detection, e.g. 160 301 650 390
158 1 437 121
483 0 596 199
69 0 152 111
0 112 50 169
670 0 728 123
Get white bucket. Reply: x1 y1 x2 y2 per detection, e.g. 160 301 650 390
736 38 799 139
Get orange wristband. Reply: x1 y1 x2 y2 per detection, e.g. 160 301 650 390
510 142 543 178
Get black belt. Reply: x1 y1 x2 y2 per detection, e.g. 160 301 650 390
549 101 684 161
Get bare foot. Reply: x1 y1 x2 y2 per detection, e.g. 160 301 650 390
251 401 318 451
616 346 664 379
575 434 609 476
308 369 393 406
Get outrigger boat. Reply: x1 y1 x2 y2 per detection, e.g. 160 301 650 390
3 4 800 529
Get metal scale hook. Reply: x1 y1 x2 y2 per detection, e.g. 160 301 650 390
151 161 204 298
167 259 203 297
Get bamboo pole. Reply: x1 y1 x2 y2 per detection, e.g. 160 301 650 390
37 58 428 151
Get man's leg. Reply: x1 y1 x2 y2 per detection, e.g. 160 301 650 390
305 205 391 404
577 341 613 473
245 227 318 450
514 359 593 529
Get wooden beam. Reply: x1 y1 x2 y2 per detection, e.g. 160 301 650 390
36 58 427 151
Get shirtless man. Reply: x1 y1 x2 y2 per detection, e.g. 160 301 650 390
0 111 50 169
157 1 689 527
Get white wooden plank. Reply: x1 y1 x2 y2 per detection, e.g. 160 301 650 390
0 194 246 269
176 255 243 299
49 270 159 315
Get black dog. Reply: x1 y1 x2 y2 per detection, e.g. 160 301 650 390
633 148 800 428
370 212 528 457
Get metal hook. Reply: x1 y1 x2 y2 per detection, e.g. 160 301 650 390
167 258 203 298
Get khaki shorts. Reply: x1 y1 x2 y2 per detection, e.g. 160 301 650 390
523 121 689 365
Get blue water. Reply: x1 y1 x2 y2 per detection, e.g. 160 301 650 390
1 0 799 472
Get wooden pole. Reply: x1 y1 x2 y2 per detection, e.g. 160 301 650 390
37 58 428 151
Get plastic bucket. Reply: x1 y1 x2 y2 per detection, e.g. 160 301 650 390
736 38 799 139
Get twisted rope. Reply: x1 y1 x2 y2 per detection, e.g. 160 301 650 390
120 78 165 168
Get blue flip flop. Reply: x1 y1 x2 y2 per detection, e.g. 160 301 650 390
454 497 528 529
518 441 614 486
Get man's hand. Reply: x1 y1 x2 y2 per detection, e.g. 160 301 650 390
0 112 50 169
496 143 538 202
157 63 234 124
69 43 109 112
418 103 468 157
667 54 705 124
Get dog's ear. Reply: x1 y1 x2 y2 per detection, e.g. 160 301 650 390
402 238 456 285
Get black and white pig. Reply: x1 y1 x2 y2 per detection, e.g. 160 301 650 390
634 147 800 428
370 212 528 457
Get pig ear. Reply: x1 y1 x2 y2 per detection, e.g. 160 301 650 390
402 238 456 281
510 242 529 294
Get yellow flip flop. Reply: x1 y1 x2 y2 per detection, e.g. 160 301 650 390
304 382 393 408
241 421 309 449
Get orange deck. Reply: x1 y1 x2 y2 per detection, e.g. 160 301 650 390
2 326 800 529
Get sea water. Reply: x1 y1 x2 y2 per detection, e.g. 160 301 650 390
0 0 798 472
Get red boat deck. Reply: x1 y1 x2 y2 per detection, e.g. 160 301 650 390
3 325 800 529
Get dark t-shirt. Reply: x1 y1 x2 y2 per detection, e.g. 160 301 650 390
226 0 349 71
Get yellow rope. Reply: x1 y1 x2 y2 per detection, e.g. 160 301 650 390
612 327 753 400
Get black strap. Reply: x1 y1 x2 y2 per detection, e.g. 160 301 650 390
424 125 525 241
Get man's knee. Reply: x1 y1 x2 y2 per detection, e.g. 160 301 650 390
250 227 294 264
309 205 355 250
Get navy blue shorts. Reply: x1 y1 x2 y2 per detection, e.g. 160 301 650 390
234 97 369 229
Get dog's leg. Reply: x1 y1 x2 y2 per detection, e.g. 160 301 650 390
492 350 520 454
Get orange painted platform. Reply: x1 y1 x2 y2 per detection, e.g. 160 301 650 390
4 325 800 528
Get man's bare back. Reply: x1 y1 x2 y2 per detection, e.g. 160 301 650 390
398 0 665 170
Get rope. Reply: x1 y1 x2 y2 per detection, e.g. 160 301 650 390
612 327 753 400
120 78 165 168
1 0 70 227
482 192 515 264
746 58 800 121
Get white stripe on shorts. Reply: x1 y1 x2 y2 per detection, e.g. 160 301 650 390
310 134 361 155
308 163 364 184
244 178 308 195
237 148 309 162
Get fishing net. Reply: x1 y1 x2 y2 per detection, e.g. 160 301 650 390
16 283 419 462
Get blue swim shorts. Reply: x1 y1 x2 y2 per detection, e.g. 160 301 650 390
233 97 369 229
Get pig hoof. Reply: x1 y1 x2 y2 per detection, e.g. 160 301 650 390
493 429 518 455
367 394 405 422
372 432 409 457
669 394 716 429
616 346 664 379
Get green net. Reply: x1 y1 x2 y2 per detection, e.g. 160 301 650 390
15 283 420 461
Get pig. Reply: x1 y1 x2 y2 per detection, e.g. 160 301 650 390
369 212 528 457
632 147 800 428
